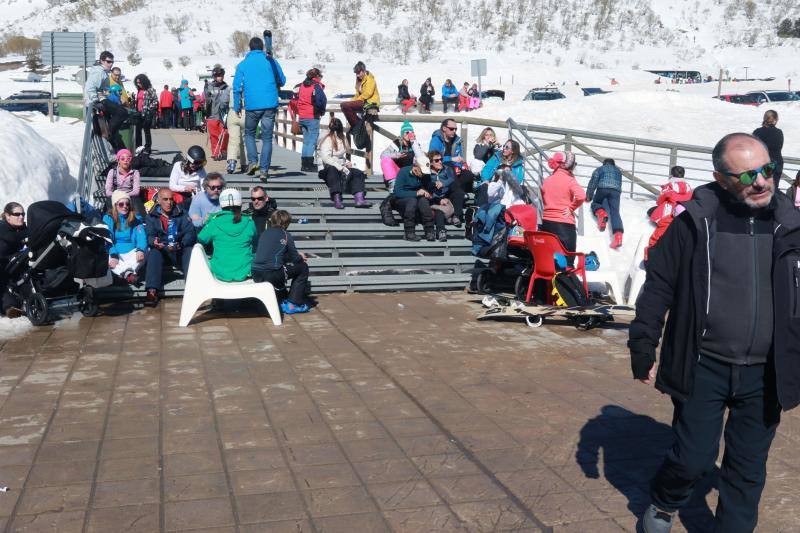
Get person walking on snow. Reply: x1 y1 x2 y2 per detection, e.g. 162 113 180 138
629 133 800 533
586 158 624 248
232 36 286 181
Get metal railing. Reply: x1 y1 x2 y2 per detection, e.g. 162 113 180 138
273 101 800 200
75 104 111 212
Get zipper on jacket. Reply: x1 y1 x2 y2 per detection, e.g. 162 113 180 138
747 216 758 356
704 218 711 315
794 260 800 317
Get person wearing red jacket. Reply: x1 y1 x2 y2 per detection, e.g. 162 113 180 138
159 85 174 129
540 151 586 264
290 68 326 172
645 166 693 262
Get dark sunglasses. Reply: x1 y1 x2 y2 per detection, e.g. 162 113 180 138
251 195 266 201
9 211 24 217
721 161 776 185
207 185 223 191
190 160 206 168
116 201 130 207
432 158 443 163
160 197 175 202
444 126 457 131
503 145 513 150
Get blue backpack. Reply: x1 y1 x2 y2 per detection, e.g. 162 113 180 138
471 203 507 258
312 84 327 117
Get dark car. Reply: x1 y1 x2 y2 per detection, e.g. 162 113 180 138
479 89 505 101
713 94 761 106
0 91 55 115
581 87 611 96
523 88 565 101
746 90 800 104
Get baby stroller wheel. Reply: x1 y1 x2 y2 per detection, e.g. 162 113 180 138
476 269 494 294
25 293 49 326
514 275 530 302
525 315 544 328
574 316 600 331
78 286 99 317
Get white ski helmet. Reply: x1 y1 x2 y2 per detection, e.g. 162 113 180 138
218 188 242 208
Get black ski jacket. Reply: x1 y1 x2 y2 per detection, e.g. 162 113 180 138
628 182 800 410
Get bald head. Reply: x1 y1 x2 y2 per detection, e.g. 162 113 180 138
712 133 773 209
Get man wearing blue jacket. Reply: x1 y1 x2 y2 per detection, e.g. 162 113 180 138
232 37 286 181
429 119 474 225
441 79 459 113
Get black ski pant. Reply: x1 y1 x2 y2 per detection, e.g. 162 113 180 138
134 121 152 152
540 220 576 266
442 96 459 113
320 165 366 196
160 108 172 129
651 355 780 533
100 99 128 152
253 262 309 305
395 196 433 232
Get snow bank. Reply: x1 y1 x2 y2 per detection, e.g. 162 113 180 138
0 110 78 208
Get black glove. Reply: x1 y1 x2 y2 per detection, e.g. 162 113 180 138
631 351 656 380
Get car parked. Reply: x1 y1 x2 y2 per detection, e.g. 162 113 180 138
714 94 761 106
581 87 611 96
746 91 800 104
0 90 56 115
523 87 565 101
479 89 505 101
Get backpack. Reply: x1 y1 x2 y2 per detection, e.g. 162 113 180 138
551 271 589 307
312 84 327 117
471 203 507 259
379 195 398 226
351 119 370 150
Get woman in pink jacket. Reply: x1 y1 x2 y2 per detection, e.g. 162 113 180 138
540 151 585 261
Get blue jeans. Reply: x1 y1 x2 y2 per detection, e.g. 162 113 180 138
591 188 623 233
145 247 192 291
299 118 320 158
244 108 276 172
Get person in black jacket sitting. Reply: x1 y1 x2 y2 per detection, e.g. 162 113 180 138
0 202 28 316
629 132 800 533
252 210 310 314
245 186 277 235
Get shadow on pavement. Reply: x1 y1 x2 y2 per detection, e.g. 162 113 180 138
577 404 718 532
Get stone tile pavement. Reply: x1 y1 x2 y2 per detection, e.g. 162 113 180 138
0 292 798 532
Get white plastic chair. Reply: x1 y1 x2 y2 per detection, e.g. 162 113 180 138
625 234 649 305
179 244 282 327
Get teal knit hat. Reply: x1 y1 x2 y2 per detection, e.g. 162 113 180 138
400 120 414 136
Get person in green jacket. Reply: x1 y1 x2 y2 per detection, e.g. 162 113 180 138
197 188 257 281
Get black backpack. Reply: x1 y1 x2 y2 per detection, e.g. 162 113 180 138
552 271 589 307
351 119 370 150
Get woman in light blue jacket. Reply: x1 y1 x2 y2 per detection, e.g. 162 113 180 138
477 140 524 205
102 190 148 284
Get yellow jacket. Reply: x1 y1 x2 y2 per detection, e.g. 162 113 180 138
353 72 380 107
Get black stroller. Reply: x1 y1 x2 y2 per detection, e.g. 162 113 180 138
5 201 112 325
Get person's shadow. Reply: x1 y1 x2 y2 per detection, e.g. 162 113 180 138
577 405 718 532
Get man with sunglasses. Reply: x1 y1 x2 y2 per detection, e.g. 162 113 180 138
429 119 475 225
244 186 278 235
83 50 128 152
188 173 225 228
143 188 197 307
630 133 800 533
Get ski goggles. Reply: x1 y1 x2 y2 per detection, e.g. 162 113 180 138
721 161 776 185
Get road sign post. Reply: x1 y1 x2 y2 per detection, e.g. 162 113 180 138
41 32 95 122
471 59 487 95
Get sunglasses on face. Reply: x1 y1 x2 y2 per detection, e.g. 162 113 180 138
207 185 223 191
444 126 457 131
9 211 24 217
190 161 206 168
503 145 512 150
116 201 130 207
432 158 443 163
722 162 776 185
103 59 114 64
251 196 266 201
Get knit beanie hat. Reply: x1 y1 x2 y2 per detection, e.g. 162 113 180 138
111 190 130 206
547 151 576 171
116 148 132 160
400 120 414 137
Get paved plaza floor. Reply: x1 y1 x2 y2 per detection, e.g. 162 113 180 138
0 292 798 532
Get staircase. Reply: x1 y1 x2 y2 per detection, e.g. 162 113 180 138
82 127 473 295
